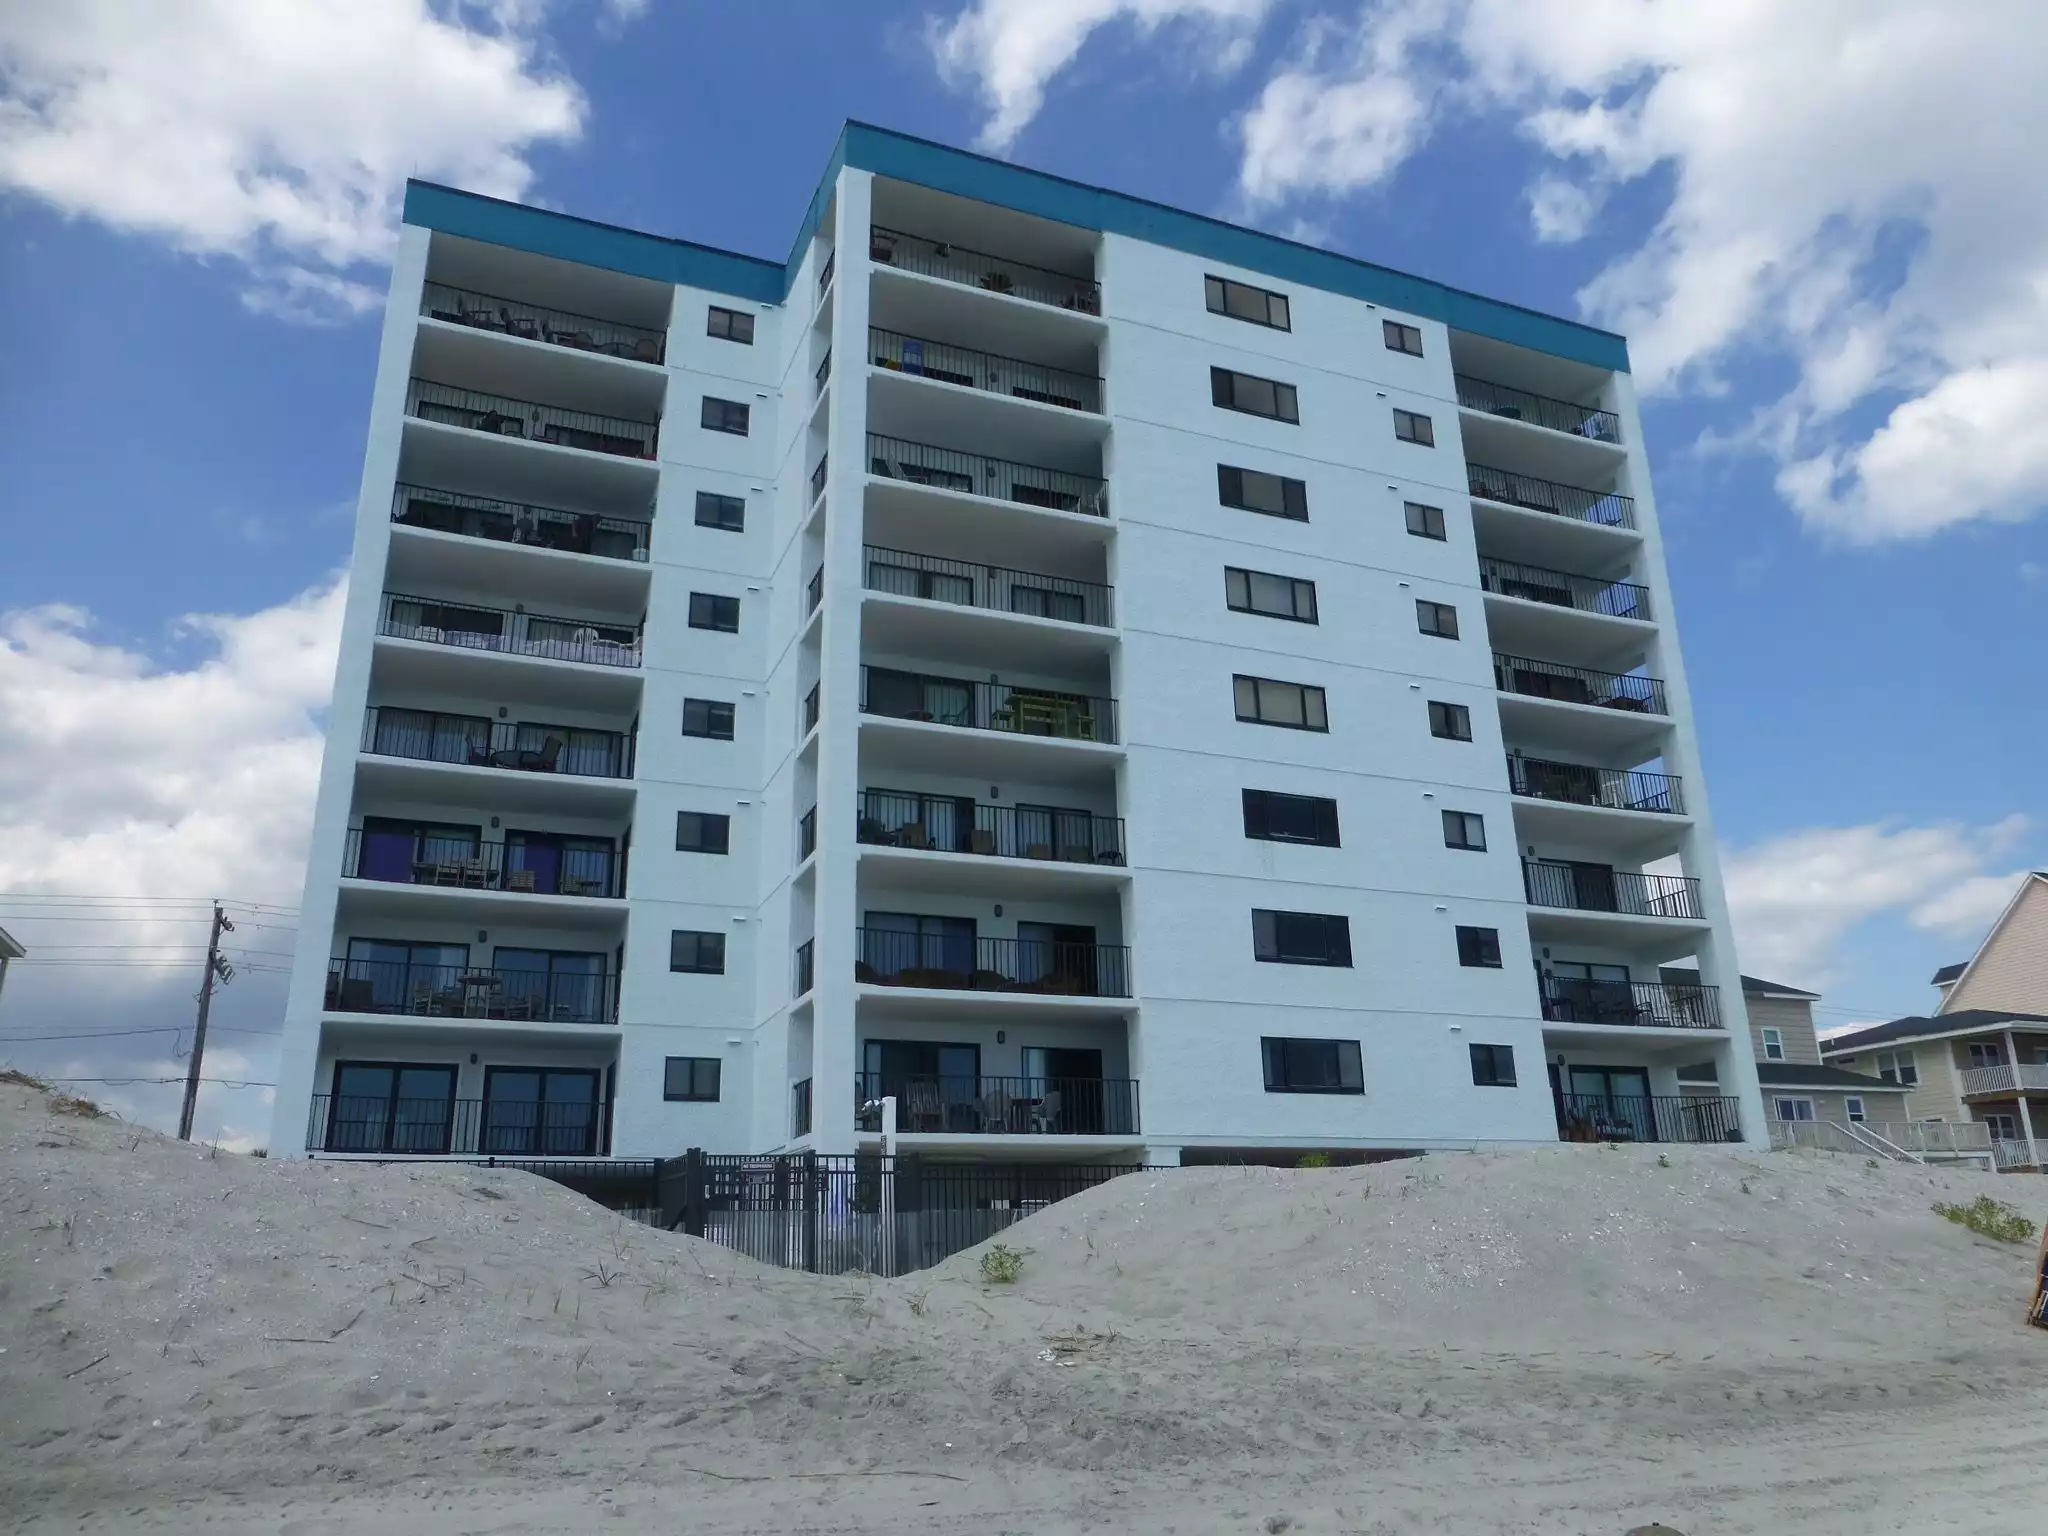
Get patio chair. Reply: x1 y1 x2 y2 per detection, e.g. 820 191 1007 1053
1030 1090 1062 1135
980 1090 1016 1133
904 1080 945 1132
503 868 537 894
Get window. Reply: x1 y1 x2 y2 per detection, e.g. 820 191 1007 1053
1416 599 1459 638
1252 909 1353 967
1845 1097 1867 1123
1404 501 1446 540
1455 925 1502 968
1967 1041 2005 1068
1428 701 1472 741
669 930 726 974
1985 1112 2020 1141
700 396 750 435
1217 464 1308 520
1761 1027 1785 1061
1441 810 1486 851
689 592 741 632
1393 408 1435 446
1233 674 1328 731
1262 1036 1364 1093
1875 1050 1919 1086
1469 1043 1516 1086
1205 274 1291 330
1773 1097 1816 1122
1225 566 1318 623
1242 789 1340 847
694 490 746 531
682 698 736 739
676 812 731 854
706 306 755 344
1383 319 1424 356
1211 366 1299 423
663 1056 722 1101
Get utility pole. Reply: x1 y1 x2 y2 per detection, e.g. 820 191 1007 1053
178 902 234 1141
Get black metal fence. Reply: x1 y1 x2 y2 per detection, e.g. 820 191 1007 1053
1478 556 1647 620
1540 976 1721 1028
1467 461 1634 529
855 928 1132 997
1505 755 1684 814
791 1079 813 1138
817 249 835 295
324 957 618 1024
870 226 1100 314
422 280 666 364
815 351 832 394
342 828 623 899
359 707 633 779
861 666 1118 743
857 789 1125 863
1556 1094 1740 1144
1523 861 1705 920
798 806 817 859
869 327 1101 412
857 1075 1140 1136
810 453 829 502
1455 374 1621 443
802 683 821 735
863 544 1113 627
807 567 823 613
1493 652 1666 714
392 484 650 562
380 592 644 668
794 940 815 996
307 1094 613 1157
407 377 660 460
867 432 1106 516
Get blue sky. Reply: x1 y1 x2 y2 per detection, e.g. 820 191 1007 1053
2 0 2043 1134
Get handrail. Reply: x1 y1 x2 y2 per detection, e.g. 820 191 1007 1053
324 957 618 1025
1479 556 1648 621
862 543 1113 627
1538 975 1719 1027
359 707 633 779
421 280 665 364
854 929 1132 997
860 665 1118 744
1506 755 1684 814
1843 1120 1921 1163
869 327 1101 413
1468 461 1634 529
342 827 623 899
1494 652 1667 714
855 1073 1140 1135
866 432 1106 516
857 790 1125 863
406 377 659 460
1455 373 1620 443
870 225 1100 313
380 592 643 668
391 484 649 563
308 1093 610 1157
1525 862 1704 920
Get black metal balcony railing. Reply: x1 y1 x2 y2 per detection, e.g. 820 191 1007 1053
870 225 1100 313
818 249 836 296
1467 462 1634 529
1540 975 1720 1029
391 484 650 563
856 1074 1140 1136
1555 1094 1739 1145
342 828 623 899
867 432 1106 517
308 1093 611 1157
1506 755 1685 814
863 544 1113 627
359 707 633 779
810 454 829 503
1523 861 1705 920
792 1078 813 1138
421 280 666 365
1478 556 1648 621
815 350 832 393
324 957 618 1025
798 806 818 860
858 790 1125 865
1493 653 1666 714
1455 374 1621 444
794 940 816 997
807 568 824 614
861 666 1118 744
802 683 821 736
855 929 1132 997
869 327 1102 413
406 378 659 461
381 592 643 668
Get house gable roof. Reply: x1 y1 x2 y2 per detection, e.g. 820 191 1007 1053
1658 967 1820 1000
1754 1062 1913 1092
1821 1008 2048 1056
1934 871 2048 1014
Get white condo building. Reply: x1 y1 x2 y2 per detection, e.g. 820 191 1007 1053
272 123 1768 1170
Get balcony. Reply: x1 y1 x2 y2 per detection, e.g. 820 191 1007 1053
1960 1063 2048 1097
1524 861 1704 920
422 280 666 365
868 432 1106 517
342 827 624 900
861 666 1117 744
1479 557 1647 622
324 957 618 1025
359 708 633 780
1556 1094 1740 1144
391 484 649 563
858 790 1124 865
406 378 658 461
863 544 1113 627
869 327 1101 414
1468 462 1634 530
308 1093 611 1157
380 593 643 669
855 929 1132 998
1992 1139 2042 1170
870 225 1100 314
1456 375 1620 444
1494 652 1666 714
1507 755 1684 815
1539 975 1720 1029
857 1074 1139 1136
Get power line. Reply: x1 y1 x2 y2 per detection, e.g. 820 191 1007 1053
0 1024 282 1042
33 1074 275 1089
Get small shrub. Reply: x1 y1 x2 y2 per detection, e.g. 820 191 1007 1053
1295 1152 1333 1170
49 1093 108 1119
980 1244 1023 1284
1933 1194 2035 1245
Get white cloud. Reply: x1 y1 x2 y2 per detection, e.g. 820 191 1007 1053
1908 870 2029 938
0 0 585 318
1526 174 1596 243
929 0 1275 152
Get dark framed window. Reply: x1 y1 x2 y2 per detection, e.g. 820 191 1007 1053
1393 408 1435 445
1383 319 1424 356
1233 674 1328 731
682 697 736 739
1405 501 1446 540
1262 1036 1364 1094
689 592 741 632
1205 274 1291 330
1211 366 1299 423
1428 700 1472 740
1455 925 1502 967
1218 464 1308 521
1252 909 1353 966
676 811 731 854
1416 599 1459 639
1442 810 1487 851
694 490 746 531
325 1060 459 1153
1469 1043 1516 1087
700 396 751 435
1242 789 1340 847
664 1056 722 1101
706 306 755 344
1225 566 1317 623
669 930 726 974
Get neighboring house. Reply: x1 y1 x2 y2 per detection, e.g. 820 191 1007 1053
1824 1011 2048 1171
0 926 21 1015
1929 872 2048 1016
1673 971 1912 1132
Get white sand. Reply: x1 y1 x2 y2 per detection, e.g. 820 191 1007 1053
5 1081 2048 1534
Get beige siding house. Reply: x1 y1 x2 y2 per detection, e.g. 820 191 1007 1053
1931 872 2048 1017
